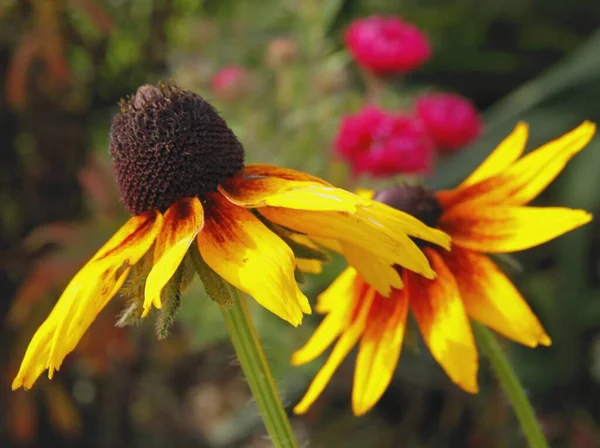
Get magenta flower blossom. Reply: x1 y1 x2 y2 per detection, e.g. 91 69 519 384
335 106 434 177
416 93 483 152
345 16 431 75
210 65 248 101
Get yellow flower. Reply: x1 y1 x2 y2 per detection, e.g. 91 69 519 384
292 121 595 416
12 84 448 391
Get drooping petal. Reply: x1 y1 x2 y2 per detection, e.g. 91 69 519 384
293 288 375 415
443 247 550 347
260 207 436 279
310 236 343 254
341 242 403 296
291 291 358 365
440 122 595 208
441 204 592 253
13 211 162 390
239 164 331 185
361 201 452 250
143 198 204 316
459 122 528 188
405 248 478 393
219 176 361 212
352 288 409 416
198 192 310 326
315 266 360 313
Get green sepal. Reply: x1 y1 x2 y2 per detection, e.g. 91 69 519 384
154 251 198 340
116 253 153 327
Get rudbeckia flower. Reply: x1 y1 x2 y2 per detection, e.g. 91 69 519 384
292 121 595 416
12 83 450 390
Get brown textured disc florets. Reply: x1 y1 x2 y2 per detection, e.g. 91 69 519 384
109 84 245 214
374 185 443 228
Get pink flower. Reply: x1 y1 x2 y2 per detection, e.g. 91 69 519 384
415 93 483 152
335 106 434 177
211 65 248 101
344 16 431 75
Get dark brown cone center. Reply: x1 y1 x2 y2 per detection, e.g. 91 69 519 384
109 84 245 215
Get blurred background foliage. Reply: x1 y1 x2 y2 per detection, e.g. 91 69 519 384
2 0 600 447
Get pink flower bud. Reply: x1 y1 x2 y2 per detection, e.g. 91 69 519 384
266 38 299 69
344 16 431 75
415 93 483 152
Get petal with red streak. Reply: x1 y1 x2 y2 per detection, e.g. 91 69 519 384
13 211 162 390
405 248 478 393
441 204 592 253
443 247 550 347
143 198 204 316
352 288 409 415
198 192 310 326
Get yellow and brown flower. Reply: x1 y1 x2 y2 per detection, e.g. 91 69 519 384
292 121 595 416
12 84 449 390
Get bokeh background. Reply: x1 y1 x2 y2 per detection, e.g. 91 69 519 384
2 0 600 447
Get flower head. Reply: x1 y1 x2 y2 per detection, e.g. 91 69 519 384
293 122 595 416
345 16 431 75
12 84 450 391
210 65 248 101
416 93 483 152
335 106 434 176
266 37 299 69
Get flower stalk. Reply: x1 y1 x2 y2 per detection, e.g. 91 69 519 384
474 324 549 448
220 286 299 448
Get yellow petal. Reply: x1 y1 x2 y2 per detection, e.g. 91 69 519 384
198 192 310 326
441 205 592 253
295 258 323 274
352 288 409 416
315 266 359 313
260 207 435 279
219 175 361 212
310 236 343 254
291 294 357 365
361 201 452 251
405 248 479 393
13 211 162 390
355 188 375 200
443 122 595 208
288 233 325 273
341 242 403 296
443 248 550 347
293 288 375 415
460 122 528 188
143 198 204 316
241 164 332 185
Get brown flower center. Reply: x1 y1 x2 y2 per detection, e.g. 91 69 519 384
109 84 245 215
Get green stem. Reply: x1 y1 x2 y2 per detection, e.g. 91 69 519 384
474 324 549 448
220 287 298 448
